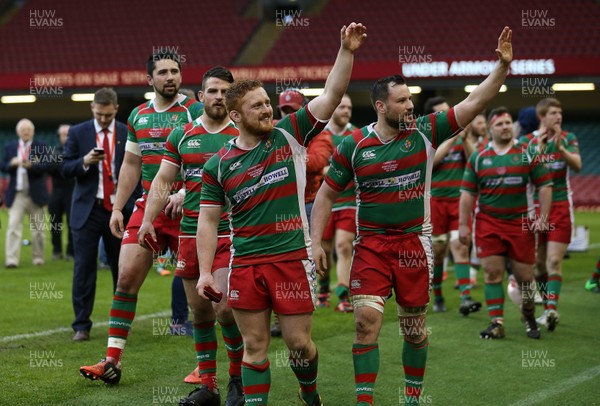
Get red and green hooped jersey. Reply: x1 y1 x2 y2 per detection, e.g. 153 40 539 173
127 94 203 194
431 137 466 198
461 141 553 220
325 123 358 210
200 106 326 267
325 108 462 235
163 118 238 236
524 131 579 202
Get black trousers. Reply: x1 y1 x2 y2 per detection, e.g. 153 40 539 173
71 203 129 332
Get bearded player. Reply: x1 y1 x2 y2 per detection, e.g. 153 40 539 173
196 23 367 406
80 50 203 384
311 27 513 406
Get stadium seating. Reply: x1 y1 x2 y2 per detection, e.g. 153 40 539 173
263 0 600 64
0 0 259 72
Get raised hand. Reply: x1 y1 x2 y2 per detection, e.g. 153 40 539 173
341 22 367 53
495 26 513 65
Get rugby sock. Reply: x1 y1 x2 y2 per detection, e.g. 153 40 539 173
335 283 350 300
219 320 244 377
403 337 429 404
352 343 379 405
106 291 137 363
290 351 319 405
484 283 504 323
242 359 270 405
536 273 548 309
194 320 218 391
546 274 562 310
318 276 330 293
432 262 444 301
454 262 472 299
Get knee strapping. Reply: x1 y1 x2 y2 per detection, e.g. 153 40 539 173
351 295 387 314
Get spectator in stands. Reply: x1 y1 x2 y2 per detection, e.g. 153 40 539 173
1 119 50 268
62 88 141 341
48 124 74 260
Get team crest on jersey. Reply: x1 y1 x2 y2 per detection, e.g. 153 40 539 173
187 139 201 148
512 155 520 163
400 138 416 153
262 138 274 153
497 167 507 175
229 162 242 171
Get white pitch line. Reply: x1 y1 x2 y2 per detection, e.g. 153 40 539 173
508 364 600 406
0 310 170 343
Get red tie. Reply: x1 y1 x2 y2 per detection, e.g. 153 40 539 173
102 129 114 211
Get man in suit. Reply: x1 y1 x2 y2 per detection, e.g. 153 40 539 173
62 88 141 341
1 118 50 268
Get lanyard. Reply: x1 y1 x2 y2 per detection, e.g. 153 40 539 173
96 127 116 180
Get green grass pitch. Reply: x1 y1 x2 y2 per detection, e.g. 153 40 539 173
0 209 598 405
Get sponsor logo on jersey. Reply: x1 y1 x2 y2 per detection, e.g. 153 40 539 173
399 138 416 153
482 158 493 166
176 260 186 270
187 139 201 148
138 116 149 125
484 178 502 187
123 230 130 239
229 162 242 171
351 279 361 289
139 141 166 151
361 170 421 189
362 150 376 160
503 176 523 185
184 168 203 178
230 290 240 299
444 151 462 162
233 167 290 203
547 161 566 170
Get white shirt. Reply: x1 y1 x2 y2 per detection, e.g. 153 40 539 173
16 139 31 192
91 120 116 199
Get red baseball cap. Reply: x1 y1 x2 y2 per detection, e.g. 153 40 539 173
279 90 306 111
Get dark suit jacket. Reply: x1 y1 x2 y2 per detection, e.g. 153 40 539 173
61 119 141 230
1 139 51 207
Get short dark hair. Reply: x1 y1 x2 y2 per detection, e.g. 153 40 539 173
487 106 511 124
370 74 406 108
147 50 182 76
93 87 118 106
225 79 263 113
423 96 447 115
202 66 234 90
